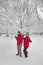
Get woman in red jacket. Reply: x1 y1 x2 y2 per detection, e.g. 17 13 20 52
23 32 32 57
15 31 24 57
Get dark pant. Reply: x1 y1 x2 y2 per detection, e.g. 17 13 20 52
23 47 28 57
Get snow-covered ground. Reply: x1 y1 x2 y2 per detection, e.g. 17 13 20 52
0 35 43 65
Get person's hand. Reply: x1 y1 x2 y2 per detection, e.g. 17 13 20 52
30 40 32 42
15 36 16 38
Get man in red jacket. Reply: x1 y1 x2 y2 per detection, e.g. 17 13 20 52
23 32 32 57
15 31 24 57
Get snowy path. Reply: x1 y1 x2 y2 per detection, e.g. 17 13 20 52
0 36 43 65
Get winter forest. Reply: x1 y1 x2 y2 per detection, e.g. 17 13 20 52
0 0 43 35
0 0 43 65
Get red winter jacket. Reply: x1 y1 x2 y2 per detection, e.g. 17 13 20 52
23 37 32 48
15 34 24 46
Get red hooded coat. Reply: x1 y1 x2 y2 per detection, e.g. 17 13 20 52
23 37 32 48
15 34 23 46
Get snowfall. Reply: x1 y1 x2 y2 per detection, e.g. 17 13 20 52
0 35 43 65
